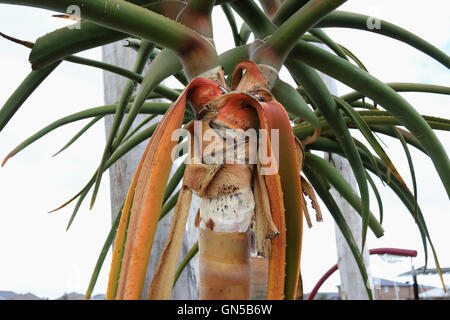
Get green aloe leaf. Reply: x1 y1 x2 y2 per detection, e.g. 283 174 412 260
286 58 371 252
355 110 450 127
239 22 252 45
271 79 321 129
230 0 276 39
272 0 309 26
291 41 450 197
173 241 199 287
351 137 383 185
221 3 241 47
337 44 368 72
65 54 180 101
163 163 186 204
341 83 450 103
252 0 347 70
361 150 445 289
1 0 219 78
293 112 450 143
64 121 160 230
112 49 182 150
393 128 418 220
305 153 384 238
370 125 426 155
0 61 60 132
26 0 186 70
334 96 407 189
90 40 154 210
84 203 123 300
122 114 157 143
1 102 169 166
53 116 103 157
317 11 450 68
309 28 348 60
159 190 180 221
365 171 384 225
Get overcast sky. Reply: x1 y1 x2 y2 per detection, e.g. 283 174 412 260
0 1 448 299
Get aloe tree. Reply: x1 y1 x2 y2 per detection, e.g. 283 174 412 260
0 0 449 300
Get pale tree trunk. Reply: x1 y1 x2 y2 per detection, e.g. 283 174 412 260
326 154 373 299
102 41 198 299
319 70 373 300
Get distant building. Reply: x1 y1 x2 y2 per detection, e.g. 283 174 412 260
419 287 450 300
337 277 436 300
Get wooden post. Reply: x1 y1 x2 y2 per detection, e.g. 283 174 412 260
326 154 373 299
320 68 373 300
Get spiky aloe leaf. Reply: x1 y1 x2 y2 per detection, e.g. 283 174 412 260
173 241 198 287
159 190 180 221
317 11 450 68
305 153 384 238
1 0 219 78
1 102 169 166
337 44 368 72
122 114 158 144
252 0 347 70
271 79 321 129
286 58 371 253
221 3 241 47
0 61 60 132
239 22 252 45
341 83 450 103
291 41 450 197
365 171 384 224
272 0 310 26
334 96 407 189
370 125 426 155
309 28 348 60
90 40 154 209
293 112 450 144
163 162 186 204
27 0 186 69
85 203 123 300
393 128 418 219
112 49 183 150
351 137 383 185
230 0 276 39
53 116 102 157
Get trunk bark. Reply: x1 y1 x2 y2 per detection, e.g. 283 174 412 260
199 229 251 299
102 41 198 299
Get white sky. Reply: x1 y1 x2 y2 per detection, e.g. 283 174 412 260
0 1 448 299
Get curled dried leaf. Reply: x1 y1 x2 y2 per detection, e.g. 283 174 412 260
301 176 323 223
253 166 280 257
301 194 313 229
